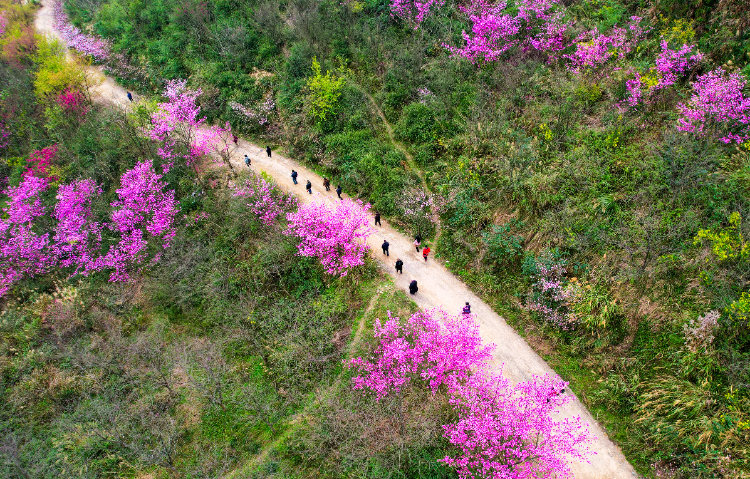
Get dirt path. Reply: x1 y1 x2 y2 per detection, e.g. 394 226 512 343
35 3 639 477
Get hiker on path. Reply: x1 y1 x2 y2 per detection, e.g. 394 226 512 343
546 388 566 403
127 91 133 102
291 170 298 184
244 155 251 167
422 246 431 261
382 240 390 256
232 134 238 146
395 258 403 274
306 180 312 194
414 235 422 252
323 177 330 191
409 280 418 295
374 211 381 226
336 185 342 200
266 146 272 158
462 302 471 315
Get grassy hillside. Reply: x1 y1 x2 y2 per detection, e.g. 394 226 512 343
3 0 750 476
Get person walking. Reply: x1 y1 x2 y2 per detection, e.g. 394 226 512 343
336 185 342 200
232 134 239 146
462 302 471 315
374 211 381 226
382 239 390 256
291 170 298 184
306 180 312 194
266 146 272 158
244 154 251 167
422 246 431 261
414 235 422 252
323 177 330 191
409 279 418 295
395 258 403 274
127 91 133 102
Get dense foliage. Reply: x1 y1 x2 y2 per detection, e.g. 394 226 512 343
4 0 750 476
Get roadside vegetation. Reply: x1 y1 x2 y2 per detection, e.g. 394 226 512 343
2 0 750 476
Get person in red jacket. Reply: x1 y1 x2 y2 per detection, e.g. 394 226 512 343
422 246 431 261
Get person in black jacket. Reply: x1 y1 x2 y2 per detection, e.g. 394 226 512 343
306 180 312 194
375 211 381 226
395 258 403 274
266 146 272 158
127 91 133 102
382 239 390 256
409 280 418 295
291 170 298 184
336 185 343 200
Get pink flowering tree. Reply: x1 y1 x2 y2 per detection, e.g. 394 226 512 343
350 309 494 400
445 0 570 64
147 80 228 173
624 41 703 108
51 0 110 61
677 68 750 144
390 0 445 28
95 160 180 282
0 11 7 38
53 179 104 275
230 95 276 126
24 144 58 180
232 175 297 226
442 370 593 479
56 88 90 118
350 308 594 478
0 176 54 296
563 17 644 72
285 198 375 276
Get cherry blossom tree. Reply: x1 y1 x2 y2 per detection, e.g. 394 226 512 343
285 198 375 276
350 309 494 400
53 178 103 275
390 0 445 28
147 80 227 173
677 67 750 144
350 309 594 478
0 176 54 296
51 0 110 60
232 175 297 226
442 370 593 479
94 160 180 282
445 0 570 64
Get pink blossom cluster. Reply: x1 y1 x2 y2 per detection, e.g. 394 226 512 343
390 0 445 28
184 211 209 225
624 41 702 108
232 175 297 226
24 144 58 180
0 11 7 37
285 197 375 276
443 370 593 479
51 0 110 61
230 95 275 126
56 88 89 117
0 176 54 296
417 87 435 104
350 309 494 400
525 262 575 329
148 80 226 171
677 68 750 144
445 0 570 63
350 309 593 479
563 17 643 72
98 160 179 281
53 178 103 274
0 161 180 296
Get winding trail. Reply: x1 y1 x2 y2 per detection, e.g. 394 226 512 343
35 2 639 477
350 81 443 245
